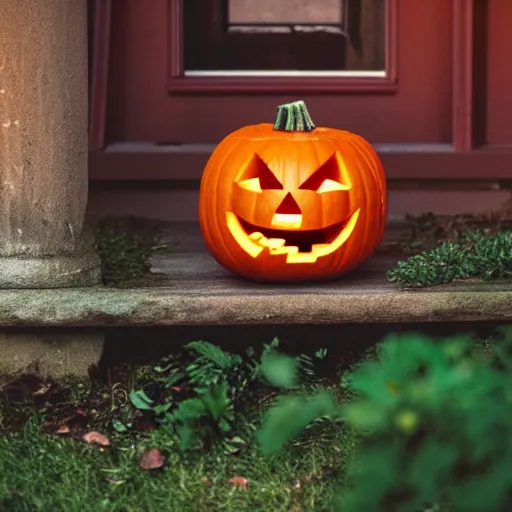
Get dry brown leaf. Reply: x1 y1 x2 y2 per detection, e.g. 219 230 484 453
33 383 52 396
228 476 248 487
139 448 165 470
82 431 111 446
56 424 71 434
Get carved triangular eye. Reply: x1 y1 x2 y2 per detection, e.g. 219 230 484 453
238 153 283 192
299 153 350 193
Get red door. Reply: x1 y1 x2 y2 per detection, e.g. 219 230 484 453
89 0 512 182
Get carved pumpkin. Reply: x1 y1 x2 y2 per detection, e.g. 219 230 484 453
199 101 387 282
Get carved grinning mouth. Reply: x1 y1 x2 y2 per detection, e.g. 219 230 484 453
238 219 347 253
225 209 361 264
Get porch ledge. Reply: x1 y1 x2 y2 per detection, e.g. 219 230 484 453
89 142 512 181
0 281 509 327
0 222 510 327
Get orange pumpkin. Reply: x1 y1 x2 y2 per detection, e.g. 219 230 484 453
198 101 387 282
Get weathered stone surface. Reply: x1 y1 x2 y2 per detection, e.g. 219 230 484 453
0 331 104 378
0 221 508 327
0 253 509 326
0 0 101 288
0 286 511 326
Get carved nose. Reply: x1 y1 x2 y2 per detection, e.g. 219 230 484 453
271 193 302 228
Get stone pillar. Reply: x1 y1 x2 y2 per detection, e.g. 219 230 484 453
0 1 104 378
0 0 101 288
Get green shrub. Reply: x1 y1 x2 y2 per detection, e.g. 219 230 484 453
258 328 512 512
125 339 327 454
387 231 512 287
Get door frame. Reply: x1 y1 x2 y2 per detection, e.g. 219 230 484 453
167 0 398 94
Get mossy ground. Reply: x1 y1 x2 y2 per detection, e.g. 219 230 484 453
93 215 173 286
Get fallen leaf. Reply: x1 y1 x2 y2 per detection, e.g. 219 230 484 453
82 431 111 446
228 476 248 487
139 448 165 470
56 425 71 434
43 415 74 433
33 383 52 396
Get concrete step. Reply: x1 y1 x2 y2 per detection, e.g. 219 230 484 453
0 222 510 327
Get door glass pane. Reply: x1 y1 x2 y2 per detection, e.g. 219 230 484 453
183 0 386 73
228 0 343 25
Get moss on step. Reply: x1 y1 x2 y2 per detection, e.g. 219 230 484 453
93 216 170 286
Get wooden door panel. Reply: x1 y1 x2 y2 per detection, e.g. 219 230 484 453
106 0 452 144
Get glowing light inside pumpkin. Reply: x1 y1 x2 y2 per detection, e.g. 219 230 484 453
238 177 262 192
317 178 350 193
271 213 302 228
238 176 348 194
226 209 360 263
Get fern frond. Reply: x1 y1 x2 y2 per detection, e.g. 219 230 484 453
185 340 242 369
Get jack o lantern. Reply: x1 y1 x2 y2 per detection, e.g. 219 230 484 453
198 100 387 282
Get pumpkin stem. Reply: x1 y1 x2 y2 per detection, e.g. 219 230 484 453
273 100 316 132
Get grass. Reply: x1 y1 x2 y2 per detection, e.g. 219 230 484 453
1 331 511 511
0 416 351 512
0 341 355 512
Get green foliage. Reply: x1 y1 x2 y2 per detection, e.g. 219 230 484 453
257 390 339 455
387 230 512 287
123 339 328 454
338 330 512 511
128 389 154 411
184 340 256 398
257 348 340 455
172 381 239 451
126 340 269 451
95 216 162 284
260 350 299 389
125 341 254 452
260 337 328 388
257 329 512 512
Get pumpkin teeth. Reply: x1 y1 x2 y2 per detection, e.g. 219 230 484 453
242 219 347 253
270 246 298 256
249 232 287 249
248 232 264 242
260 237 286 249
